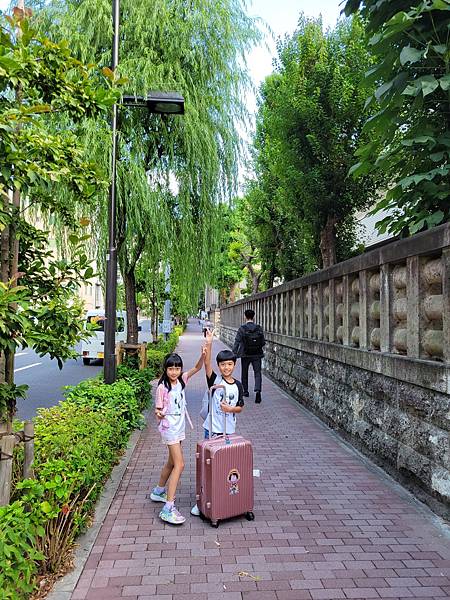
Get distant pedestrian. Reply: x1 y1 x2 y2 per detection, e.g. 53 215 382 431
232 309 265 403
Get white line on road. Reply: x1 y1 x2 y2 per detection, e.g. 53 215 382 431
14 362 41 373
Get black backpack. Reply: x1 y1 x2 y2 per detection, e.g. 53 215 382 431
242 326 264 355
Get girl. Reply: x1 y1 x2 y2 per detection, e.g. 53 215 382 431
151 349 204 524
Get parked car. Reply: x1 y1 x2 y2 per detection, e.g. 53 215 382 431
81 310 152 365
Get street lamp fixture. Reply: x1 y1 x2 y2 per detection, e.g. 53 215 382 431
103 2 185 384
122 92 185 115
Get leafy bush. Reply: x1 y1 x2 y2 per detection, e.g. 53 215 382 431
147 328 181 372
116 364 154 410
0 366 155 598
0 501 45 599
64 378 142 429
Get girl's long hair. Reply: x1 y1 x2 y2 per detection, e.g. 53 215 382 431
158 353 186 391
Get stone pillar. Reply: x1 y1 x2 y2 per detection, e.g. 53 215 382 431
297 287 304 337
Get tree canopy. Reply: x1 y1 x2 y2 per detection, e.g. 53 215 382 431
344 0 450 236
245 15 378 278
0 12 118 424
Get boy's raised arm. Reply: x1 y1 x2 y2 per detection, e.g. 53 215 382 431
204 328 214 378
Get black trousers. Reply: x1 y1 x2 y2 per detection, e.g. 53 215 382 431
241 356 262 393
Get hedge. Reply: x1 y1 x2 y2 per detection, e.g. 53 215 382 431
0 367 154 598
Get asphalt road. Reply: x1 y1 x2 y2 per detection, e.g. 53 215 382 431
14 347 102 421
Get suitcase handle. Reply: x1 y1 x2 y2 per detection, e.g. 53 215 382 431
208 384 228 440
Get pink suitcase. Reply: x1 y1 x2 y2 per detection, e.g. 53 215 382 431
196 385 254 527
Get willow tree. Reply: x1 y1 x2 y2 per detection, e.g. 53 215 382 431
31 0 261 341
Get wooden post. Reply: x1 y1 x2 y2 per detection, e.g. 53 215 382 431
116 341 124 366
139 342 148 370
23 421 34 480
0 434 15 506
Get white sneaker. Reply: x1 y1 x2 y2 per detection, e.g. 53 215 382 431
190 504 200 516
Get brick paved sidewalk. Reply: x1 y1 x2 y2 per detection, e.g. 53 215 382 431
70 321 450 600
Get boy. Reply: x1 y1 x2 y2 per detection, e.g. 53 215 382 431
191 328 244 516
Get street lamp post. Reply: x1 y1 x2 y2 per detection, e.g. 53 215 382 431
104 0 184 384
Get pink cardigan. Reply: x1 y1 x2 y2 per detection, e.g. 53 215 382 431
156 373 193 429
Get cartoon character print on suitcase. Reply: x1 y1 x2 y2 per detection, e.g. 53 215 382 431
196 384 254 527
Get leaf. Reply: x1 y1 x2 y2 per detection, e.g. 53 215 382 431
40 501 52 514
400 46 423 66
426 211 444 226
431 0 450 8
102 66 114 80
420 75 439 96
439 74 450 91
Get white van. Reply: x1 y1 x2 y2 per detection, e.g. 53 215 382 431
81 310 152 365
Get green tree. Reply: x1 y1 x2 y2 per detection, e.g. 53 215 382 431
0 13 117 426
30 0 261 342
344 0 450 236
250 15 378 270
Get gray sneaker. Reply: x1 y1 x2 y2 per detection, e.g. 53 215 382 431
150 488 167 502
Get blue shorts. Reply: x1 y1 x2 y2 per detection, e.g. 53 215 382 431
204 429 221 439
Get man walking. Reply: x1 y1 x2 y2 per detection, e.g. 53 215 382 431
233 309 265 403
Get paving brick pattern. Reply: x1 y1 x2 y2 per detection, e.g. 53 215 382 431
71 322 450 600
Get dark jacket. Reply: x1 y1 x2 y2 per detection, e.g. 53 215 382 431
233 322 265 358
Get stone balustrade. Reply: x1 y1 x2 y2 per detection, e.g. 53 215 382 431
219 223 450 517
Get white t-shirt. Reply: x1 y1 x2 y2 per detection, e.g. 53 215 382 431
202 371 244 435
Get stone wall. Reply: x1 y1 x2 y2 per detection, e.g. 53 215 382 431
220 224 450 518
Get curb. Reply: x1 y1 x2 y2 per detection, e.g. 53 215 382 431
46 410 150 600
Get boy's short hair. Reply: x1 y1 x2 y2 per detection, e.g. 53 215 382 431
216 349 237 364
244 309 255 320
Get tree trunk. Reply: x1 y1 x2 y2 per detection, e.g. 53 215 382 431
319 216 338 269
124 268 139 344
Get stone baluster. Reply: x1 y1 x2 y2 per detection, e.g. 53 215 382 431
328 278 336 343
380 264 392 353
307 286 313 338
297 287 304 337
359 270 369 350
443 249 450 364
342 275 351 346
317 282 324 341
406 256 420 358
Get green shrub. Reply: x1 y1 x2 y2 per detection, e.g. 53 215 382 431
0 349 157 597
0 501 45 599
64 378 142 429
116 364 154 410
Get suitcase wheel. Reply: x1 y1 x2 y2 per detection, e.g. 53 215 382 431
245 512 255 521
211 520 219 528
199 511 207 522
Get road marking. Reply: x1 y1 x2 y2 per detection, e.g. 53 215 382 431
14 362 41 373
16 352 29 357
